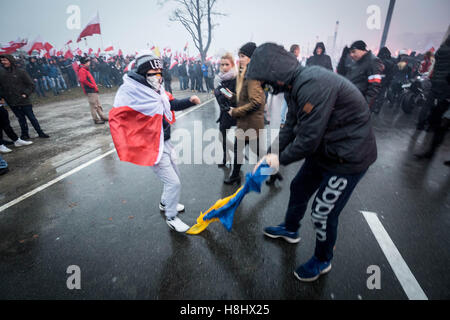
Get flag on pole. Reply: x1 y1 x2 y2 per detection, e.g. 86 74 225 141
66 40 73 46
105 46 114 52
25 36 45 55
44 42 53 52
64 49 74 59
169 60 178 70
153 47 161 57
77 12 101 43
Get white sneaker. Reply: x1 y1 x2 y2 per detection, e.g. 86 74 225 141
166 216 190 233
14 138 33 147
0 145 12 153
159 202 185 213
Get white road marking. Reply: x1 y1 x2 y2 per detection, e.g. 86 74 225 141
361 211 428 300
0 98 214 214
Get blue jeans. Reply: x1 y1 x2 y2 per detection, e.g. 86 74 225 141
178 76 185 90
281 98 288 125
284 158 367 262
55 75 67 90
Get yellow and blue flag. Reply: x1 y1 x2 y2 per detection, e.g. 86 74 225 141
187 161 274 235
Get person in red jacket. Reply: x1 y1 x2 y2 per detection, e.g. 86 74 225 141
78 57 109 124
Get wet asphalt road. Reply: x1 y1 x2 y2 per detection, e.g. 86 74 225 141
0 87 449 300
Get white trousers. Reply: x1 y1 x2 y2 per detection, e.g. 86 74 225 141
151 141 181 219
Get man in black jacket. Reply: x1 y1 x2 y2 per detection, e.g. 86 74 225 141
414 34 450 162
247 43 377 282
373 47 395 113
306 42 333 71
340 40 384 110
0 55 49 139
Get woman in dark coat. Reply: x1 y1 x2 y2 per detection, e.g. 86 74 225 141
214 53 237 167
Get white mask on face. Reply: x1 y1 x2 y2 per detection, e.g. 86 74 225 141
146 75 162 91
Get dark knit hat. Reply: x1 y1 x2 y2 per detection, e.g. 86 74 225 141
350 40 367 51
239 42 257 58
79 57 90 65
134 54 163 75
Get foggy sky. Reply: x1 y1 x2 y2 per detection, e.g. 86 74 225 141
1 0 449 59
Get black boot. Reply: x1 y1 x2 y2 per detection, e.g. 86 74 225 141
224 165 241 185
218 155 227 168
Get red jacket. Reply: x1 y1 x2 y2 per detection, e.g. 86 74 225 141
78 65 98 95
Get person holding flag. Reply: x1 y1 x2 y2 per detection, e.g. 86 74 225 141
109 52 201 232
247 43 377 282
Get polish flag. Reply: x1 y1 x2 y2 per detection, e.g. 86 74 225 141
26 36 45 54
169 60 178 70
44 42 54 52
77 13 101 43
64 49 74 59
118 49 123 56
66 40 73 46
109 74 175 167
105 46 114 52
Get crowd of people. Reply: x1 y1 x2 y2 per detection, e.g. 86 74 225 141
1 31 449 284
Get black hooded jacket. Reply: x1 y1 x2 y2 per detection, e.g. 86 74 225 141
0 55 35 106
342 50 384 108
377 47 395 86
306 42 333 71
431 36 450 99
247 43 377 174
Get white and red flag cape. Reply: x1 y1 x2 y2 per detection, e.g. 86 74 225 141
77 13 101 43
109 74 175 167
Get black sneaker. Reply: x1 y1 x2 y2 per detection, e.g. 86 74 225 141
38 133 50 138
20 134 30 140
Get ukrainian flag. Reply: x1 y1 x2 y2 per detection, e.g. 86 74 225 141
187 161 274 235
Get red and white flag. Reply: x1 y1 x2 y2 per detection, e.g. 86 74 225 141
77 13 101 43
105 46 114 52
25 36 45 54
169 60 178 70
66 40 73 46
109 74 175 167
64 49 74 59
44 42 54 52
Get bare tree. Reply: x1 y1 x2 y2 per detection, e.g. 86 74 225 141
160 0 225 62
